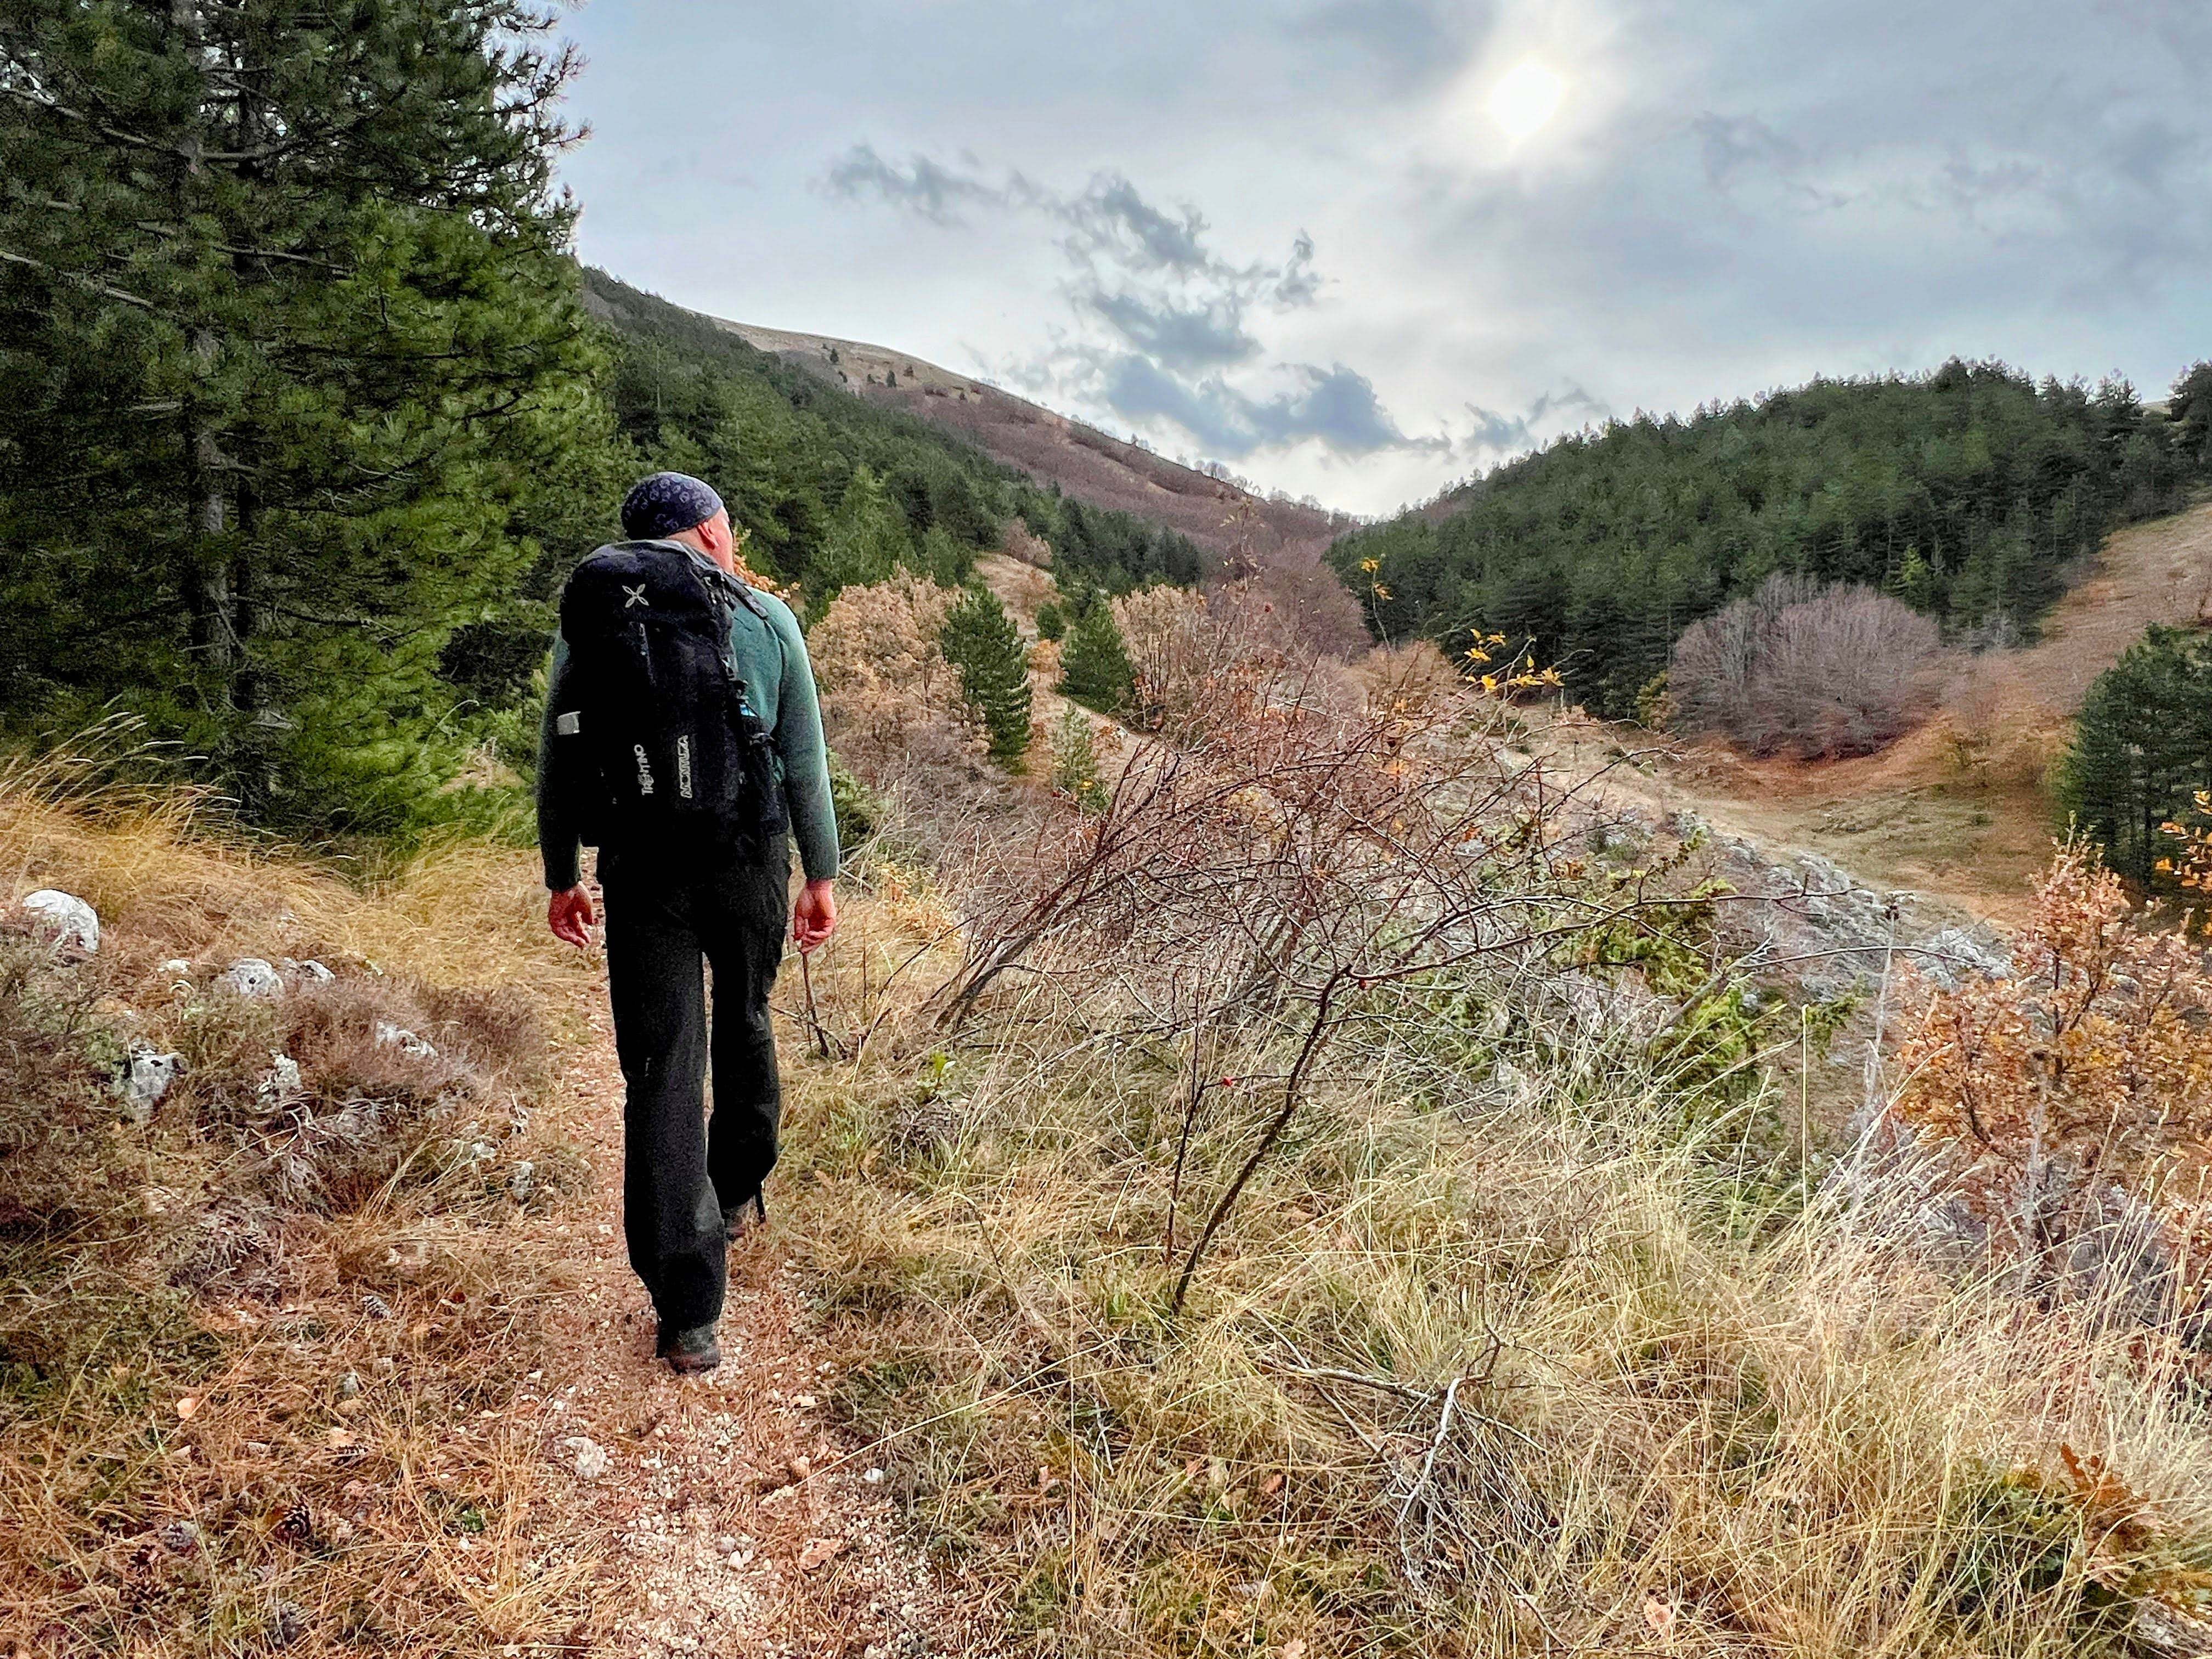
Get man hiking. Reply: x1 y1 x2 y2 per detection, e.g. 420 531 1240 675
538 471 838 1375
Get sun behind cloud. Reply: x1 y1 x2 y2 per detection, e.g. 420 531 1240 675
1487 58 1566 142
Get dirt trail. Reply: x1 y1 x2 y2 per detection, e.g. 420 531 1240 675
534 995 1003 1657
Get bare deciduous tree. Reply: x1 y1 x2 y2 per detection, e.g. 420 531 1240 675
1672 574 1948 758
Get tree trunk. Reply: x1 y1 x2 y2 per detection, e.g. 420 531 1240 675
172 1 245 719
183 326 235 706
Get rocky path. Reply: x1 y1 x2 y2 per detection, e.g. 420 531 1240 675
534 1003 1003 1658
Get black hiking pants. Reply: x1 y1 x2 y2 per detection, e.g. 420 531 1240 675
600 838 789 1333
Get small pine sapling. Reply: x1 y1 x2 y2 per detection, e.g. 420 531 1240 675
939 586 1034 768
1046 708 1109 814
1058 602 1136 715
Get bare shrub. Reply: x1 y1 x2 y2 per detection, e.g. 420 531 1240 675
933 647 1677 1307
1932 653 2068 794
808 573 985 780
1243 550 1371 658
1672 574 1948 757
1106 579 1368 738
1887 846 2212 1307
781 685 2212 1656
1110 584 1231 733
1111 585 1211 706
1000 517 1053 569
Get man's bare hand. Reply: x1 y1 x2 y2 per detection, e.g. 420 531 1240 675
548 884 597 948
793 879 837 954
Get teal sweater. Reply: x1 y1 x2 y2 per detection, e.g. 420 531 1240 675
536 551 838 889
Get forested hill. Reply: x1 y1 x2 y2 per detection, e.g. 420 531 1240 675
1329 361 2212 719
583 274 1365 650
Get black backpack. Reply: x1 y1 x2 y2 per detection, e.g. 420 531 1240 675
550 541 788 853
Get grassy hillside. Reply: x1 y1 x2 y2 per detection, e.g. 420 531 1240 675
1330 360 2210 719
759 602 2212 1656
21 625 2212 1655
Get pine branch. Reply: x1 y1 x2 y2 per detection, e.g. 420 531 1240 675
0 247 159 311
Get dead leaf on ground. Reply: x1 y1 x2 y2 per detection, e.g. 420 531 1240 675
174 1396 200 1421
797 1536 845 1572
1644 1591 1676 1638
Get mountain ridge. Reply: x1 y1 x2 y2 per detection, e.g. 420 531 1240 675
699 313 1359 577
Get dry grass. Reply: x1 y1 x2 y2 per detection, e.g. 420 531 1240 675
764 809 2212 1657
0 743 607 1657
0 743 583 991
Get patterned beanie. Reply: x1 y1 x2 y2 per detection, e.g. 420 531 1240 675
620 471 725 540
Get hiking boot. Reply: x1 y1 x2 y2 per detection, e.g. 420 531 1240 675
658 1321 721 1375
724 1189 768 1242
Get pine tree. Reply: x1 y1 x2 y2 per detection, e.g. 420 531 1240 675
1047 707 1108 812
0 0 598 829
2174 362 2212 475
1891 546 1936 610
2059 626 2212 884
939 586 1032 766
811 465 913 603
1058 601 1136 715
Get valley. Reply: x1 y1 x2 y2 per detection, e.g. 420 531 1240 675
1620 496 2212 928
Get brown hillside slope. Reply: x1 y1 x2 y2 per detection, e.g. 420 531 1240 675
715 321 1357 576
1613 498 2212 926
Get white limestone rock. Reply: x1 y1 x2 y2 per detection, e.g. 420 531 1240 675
119 1047 184 1121
373 1020 437 1060
222 958 284 998
20 890 98 955
257 1053 304 1108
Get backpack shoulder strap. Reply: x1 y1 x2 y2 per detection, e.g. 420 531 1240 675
730 582 771 621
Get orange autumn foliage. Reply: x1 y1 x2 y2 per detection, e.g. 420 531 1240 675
2159 789 2212 898
1890 846 2212 1288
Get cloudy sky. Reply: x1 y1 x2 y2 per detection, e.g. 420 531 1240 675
555 0 2212 516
